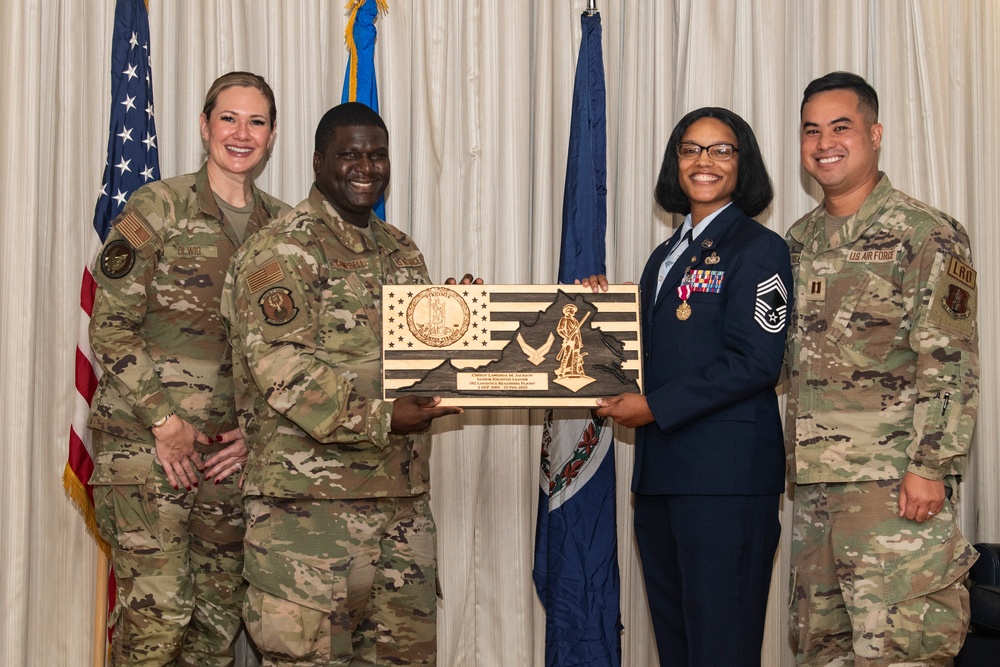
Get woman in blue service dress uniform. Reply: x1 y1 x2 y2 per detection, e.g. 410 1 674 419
588 107 793 667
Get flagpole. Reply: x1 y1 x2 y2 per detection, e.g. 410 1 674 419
585 0 597 15
93 549 109 667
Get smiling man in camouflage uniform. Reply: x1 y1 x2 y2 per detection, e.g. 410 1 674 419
222 102 462 666
784 72 980 666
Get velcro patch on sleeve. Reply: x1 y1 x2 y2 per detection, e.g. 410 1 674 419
242 254 313 343
100 239 136 279
246 259 284 294
928 254 977 339
115 212 153 249
258 286 298 325
946 256 976 289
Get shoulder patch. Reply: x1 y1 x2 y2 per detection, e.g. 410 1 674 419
100 239 135 279
928 255 977 339
946 256 977 289
258 286 298 325
115 212 153 249
246 259 284 294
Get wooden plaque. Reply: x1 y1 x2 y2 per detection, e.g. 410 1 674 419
382 284 643 407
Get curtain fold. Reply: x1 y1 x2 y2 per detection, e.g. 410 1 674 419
1 1 997 665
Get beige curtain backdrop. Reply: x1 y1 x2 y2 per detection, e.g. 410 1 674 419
1 1 997 665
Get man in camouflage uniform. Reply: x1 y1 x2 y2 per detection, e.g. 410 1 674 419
222 102 463 666
89 164 289 665
784 71 980 666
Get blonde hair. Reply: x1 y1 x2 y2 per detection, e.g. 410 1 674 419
202 71 277 126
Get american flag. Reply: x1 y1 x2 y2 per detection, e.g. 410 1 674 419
64 0 159 547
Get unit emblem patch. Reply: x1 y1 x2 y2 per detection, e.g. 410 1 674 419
100 239 135 279
259 287 298 326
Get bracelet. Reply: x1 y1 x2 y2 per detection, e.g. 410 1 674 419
151 412 175 429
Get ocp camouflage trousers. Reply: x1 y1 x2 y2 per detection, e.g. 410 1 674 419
789 479 977 667
93 432 247 667
242 494 437 666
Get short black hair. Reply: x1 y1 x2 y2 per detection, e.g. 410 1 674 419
801 71 879 123
314 102 389 154
654 107 773 218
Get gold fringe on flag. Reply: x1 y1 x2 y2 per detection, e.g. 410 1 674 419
63 463 111 559
343 0 388 102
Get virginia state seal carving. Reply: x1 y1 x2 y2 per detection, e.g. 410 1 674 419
405 287 470 347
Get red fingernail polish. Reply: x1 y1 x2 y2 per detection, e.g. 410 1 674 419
173 484 178 490
185 486 191 491
215 479 220 485
215 435 223 443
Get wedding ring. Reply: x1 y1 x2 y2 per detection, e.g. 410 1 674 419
927 511 935 516
235 462 243 471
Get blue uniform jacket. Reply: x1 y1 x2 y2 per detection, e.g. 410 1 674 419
633 204 792 496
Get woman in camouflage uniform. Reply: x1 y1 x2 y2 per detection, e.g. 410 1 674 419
88 71 289 666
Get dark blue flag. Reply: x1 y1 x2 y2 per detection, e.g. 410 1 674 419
556 12 607 284
342 0 386 221
533 10 621 667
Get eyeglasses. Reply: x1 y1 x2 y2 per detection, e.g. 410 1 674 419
676 142 739 161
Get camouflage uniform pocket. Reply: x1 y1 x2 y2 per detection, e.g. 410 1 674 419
882 528 975 658
244 585 330 662
93 451 161 552
828 270 903 363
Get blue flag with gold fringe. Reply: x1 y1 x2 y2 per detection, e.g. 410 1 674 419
342 0 387 219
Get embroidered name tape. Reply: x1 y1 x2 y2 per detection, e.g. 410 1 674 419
332 258 367 270
395 256 423 268
847 248 897 262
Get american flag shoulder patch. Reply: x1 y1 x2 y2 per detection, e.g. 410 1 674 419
115 212 153 249
246 259 284 294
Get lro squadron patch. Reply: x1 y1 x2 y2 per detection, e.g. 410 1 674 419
929 255 977 338
259 286 298 326
100 239 135 278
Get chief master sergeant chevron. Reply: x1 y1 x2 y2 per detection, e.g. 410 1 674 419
221 102 463 666
784 71 980 666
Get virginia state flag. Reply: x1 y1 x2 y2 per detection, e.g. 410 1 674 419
532 10 620 667
341 0 387 220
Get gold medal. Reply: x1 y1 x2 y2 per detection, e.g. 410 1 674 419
676 301 692 320
676 282 694 320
